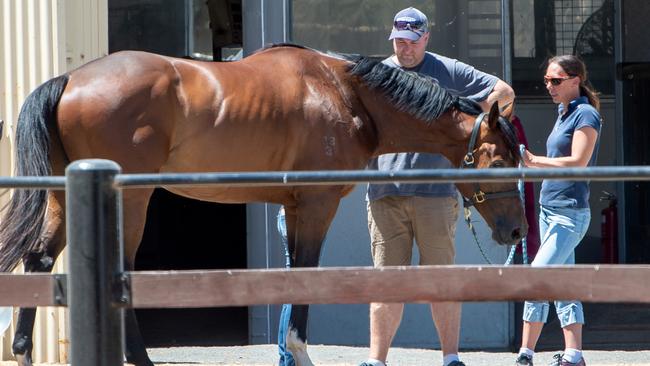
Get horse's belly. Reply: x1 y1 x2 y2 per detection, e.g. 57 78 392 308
163 186 288 204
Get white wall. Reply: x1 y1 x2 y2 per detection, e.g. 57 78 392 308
0 0 107 362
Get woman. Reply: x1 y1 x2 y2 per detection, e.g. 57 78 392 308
515 55 601 366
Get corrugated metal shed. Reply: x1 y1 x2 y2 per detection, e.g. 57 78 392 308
0 0 107 362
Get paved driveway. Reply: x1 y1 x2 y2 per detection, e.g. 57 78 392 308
146 345 650 366
2 346 649 365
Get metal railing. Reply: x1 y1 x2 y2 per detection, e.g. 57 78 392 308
3 160 650 365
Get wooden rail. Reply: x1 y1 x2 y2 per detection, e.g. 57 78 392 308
4 265 650 308
0 273 62 306
126 264 650 308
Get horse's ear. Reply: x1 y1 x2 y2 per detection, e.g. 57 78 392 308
499 100 515 122
488 101 500 129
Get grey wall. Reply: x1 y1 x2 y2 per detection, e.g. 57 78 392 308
242 0 513 350
246 95 617 348
247 187 513 349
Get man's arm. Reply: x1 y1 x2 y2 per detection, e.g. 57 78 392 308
478 79 515 113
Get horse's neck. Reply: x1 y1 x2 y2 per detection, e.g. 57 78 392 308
367 102 471 165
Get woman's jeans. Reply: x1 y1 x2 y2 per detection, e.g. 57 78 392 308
523 205 591 328
277 209 295 366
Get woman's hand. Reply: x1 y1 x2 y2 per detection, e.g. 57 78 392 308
523 149 538 167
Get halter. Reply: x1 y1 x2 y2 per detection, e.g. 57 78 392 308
460 112 520 208
460 112 522 265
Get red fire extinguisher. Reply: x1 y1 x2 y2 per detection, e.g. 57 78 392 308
600 191 618 263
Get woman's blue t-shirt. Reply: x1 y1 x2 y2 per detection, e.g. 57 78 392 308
540 96 601 208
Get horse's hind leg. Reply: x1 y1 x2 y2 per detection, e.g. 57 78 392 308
121 189 155 366
12 192 66 366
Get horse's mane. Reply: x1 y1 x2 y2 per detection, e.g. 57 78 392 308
495 112 522 164
347 56 521 163
258 46 521 162
346 56 480 122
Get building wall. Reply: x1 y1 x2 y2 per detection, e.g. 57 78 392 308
241 0 513 349
0 0 107 362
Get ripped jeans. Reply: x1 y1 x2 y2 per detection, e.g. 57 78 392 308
523 205 590 328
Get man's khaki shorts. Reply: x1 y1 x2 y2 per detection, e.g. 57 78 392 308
367 195 459 267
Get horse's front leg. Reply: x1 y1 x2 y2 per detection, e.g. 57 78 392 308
284 193 341 366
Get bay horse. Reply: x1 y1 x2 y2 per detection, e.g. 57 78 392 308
0 44 527 366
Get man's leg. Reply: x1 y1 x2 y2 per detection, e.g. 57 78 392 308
431 302 461 356
365 197 413 365
412 196 461 364
369 303 404 362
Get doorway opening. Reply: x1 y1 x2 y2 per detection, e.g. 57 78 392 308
135 189 248 347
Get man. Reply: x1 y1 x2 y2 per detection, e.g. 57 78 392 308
360 7 515 366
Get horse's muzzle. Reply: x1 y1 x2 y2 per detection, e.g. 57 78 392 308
493 222 528 246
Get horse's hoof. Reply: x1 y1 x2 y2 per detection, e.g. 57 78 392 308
15 353 33 366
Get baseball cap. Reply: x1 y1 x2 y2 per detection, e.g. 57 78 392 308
388 7 429 41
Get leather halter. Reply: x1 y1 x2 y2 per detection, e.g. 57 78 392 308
461 112 520 208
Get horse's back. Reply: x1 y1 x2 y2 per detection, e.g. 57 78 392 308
53 47 368 202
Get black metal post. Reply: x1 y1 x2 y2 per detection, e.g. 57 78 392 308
66 160 124 366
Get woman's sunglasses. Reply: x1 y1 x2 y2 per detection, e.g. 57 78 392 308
543 75 577 86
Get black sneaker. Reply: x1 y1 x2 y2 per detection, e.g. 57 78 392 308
549 353 586 366
515 354 533 365
447 361 466 366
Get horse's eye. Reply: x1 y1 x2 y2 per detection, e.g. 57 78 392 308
490 160 506 168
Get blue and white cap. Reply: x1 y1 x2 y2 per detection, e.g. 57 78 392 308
388 7 429 41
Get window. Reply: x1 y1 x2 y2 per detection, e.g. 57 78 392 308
510 0 614 97
291 0 504 77
108 0 242 61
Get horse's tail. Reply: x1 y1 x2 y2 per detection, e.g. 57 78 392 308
0 74 69 272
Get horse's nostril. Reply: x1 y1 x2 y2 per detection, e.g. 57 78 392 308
511 228 521 241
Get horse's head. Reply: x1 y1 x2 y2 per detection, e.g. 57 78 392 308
456 101 528 245
345 56 528 245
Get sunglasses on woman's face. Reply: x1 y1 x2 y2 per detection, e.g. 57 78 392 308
543 75 576 86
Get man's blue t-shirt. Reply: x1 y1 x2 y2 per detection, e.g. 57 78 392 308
367 52 498 201
540 96 601 208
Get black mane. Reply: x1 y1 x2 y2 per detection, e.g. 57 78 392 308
497 115 523 164
346 56 521 163
346 56 483 123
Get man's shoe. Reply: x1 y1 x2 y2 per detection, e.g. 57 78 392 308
447 361 466 366
515 353 533 365
549 353 586 366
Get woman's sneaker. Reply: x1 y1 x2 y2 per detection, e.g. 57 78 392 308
515 354 533 365
549 353 586 366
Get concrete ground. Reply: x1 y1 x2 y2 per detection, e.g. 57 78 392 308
145 345 650 366
2 345 650 365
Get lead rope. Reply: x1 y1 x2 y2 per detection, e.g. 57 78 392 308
466 144 528 265
504 144 529 265
464 206 494 264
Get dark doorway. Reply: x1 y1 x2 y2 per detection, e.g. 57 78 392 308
108 0 242 61
135 189 248 347
108 0 249 347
